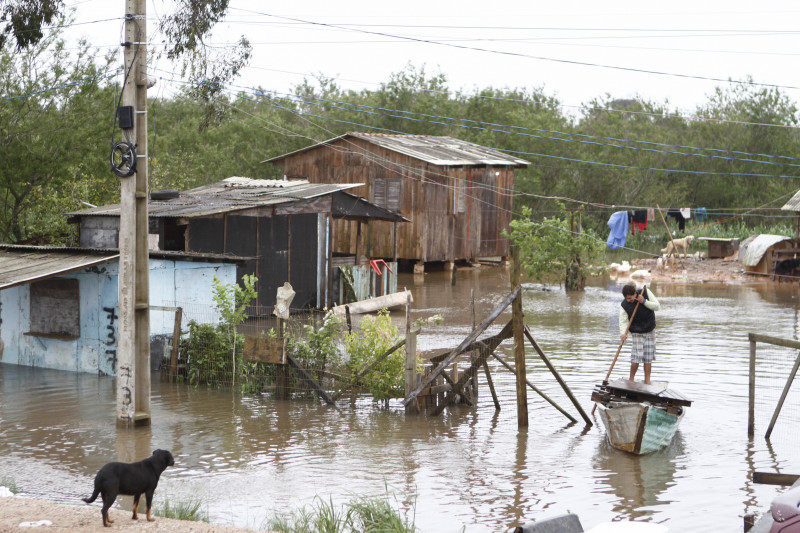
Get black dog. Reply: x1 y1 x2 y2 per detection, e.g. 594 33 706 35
82 449 175 527
776 258 800 276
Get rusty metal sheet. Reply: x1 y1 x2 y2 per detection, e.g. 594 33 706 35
0 246 119 290
67 179 365 220
243 335 285 364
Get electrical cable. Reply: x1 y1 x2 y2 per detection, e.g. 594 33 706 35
249 11 800 93
108 14 141 178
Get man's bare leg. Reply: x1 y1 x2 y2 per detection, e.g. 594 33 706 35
644 363 652 385
629 363 639 381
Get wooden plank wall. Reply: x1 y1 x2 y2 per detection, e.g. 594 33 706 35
277 137 513 263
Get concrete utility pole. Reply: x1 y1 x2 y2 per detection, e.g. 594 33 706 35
117 0 150 428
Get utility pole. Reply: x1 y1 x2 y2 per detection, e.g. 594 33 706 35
117 0 150 428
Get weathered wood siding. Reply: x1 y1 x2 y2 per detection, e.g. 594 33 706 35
277 138 514 262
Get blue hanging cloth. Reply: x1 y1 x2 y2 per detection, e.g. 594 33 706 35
607 211 629 250
694 207 708 222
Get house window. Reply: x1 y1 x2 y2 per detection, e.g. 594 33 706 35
372 178 402 212
28 278 80 338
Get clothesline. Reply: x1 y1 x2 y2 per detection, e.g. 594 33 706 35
607 207 709 250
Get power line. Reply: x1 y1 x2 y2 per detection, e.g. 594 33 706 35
264 88 800 167
241 11 800 93
148 68 800 180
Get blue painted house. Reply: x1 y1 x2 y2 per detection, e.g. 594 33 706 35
0 245 239 375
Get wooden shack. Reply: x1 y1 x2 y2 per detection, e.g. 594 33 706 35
264 133 529 271
68 178 406 309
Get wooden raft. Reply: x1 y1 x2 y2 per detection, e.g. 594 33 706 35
591 378 693 410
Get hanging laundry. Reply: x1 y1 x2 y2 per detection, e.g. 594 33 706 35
607 211 629 249
666 208 686 232
694 207 708 222
647 208 655 222
680 208 691 220
630 210 648 233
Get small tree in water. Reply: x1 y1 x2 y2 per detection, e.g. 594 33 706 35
504 203 604 291
212 274 258 386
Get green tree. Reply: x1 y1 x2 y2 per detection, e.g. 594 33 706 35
505 203 604 291
1 1 251 127
0 0 63 49
0 16 116 242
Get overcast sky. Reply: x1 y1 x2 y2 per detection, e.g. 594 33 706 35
64 0 800 116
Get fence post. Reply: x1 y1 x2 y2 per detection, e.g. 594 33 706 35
169 307 182 382
405 293 419 414
511 245 528 428
749 333 756 437
276 318 289 400
470 288 478 399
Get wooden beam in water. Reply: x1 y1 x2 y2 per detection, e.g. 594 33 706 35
492 353 577 424
524 326 592 427
286 354 337 407
403 286 520 406
753 472 800 486
483 360 500 410
429 322 513 416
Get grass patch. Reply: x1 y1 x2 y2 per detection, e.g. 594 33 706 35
263 493 417 533
152 495 208 522
0 476 19 494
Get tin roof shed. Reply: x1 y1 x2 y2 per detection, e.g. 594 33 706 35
68 178 407 309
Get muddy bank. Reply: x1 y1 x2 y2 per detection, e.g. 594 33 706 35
0 495 260 532
613 256 748 284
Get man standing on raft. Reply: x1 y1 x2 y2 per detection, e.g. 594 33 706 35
620 283 661 385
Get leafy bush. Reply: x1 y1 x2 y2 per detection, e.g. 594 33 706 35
344 309 406 402
290 310 345 370
182 274 258 389
182 320 240 387
0 476 18 494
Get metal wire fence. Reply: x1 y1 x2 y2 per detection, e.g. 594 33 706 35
157 302 413 402
748 333 800 445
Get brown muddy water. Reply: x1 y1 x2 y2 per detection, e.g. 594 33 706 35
2 267 800 532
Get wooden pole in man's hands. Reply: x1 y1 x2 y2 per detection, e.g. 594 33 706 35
591 285 644 415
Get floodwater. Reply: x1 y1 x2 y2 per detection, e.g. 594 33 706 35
2 267 800 532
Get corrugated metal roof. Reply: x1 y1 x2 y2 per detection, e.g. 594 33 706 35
67 177 363 218
0 245 247 290
781 189 800 211
262 132 530 167
0 246 119 290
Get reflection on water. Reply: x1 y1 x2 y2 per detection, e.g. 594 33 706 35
1 269 800 531
592 433 685 521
